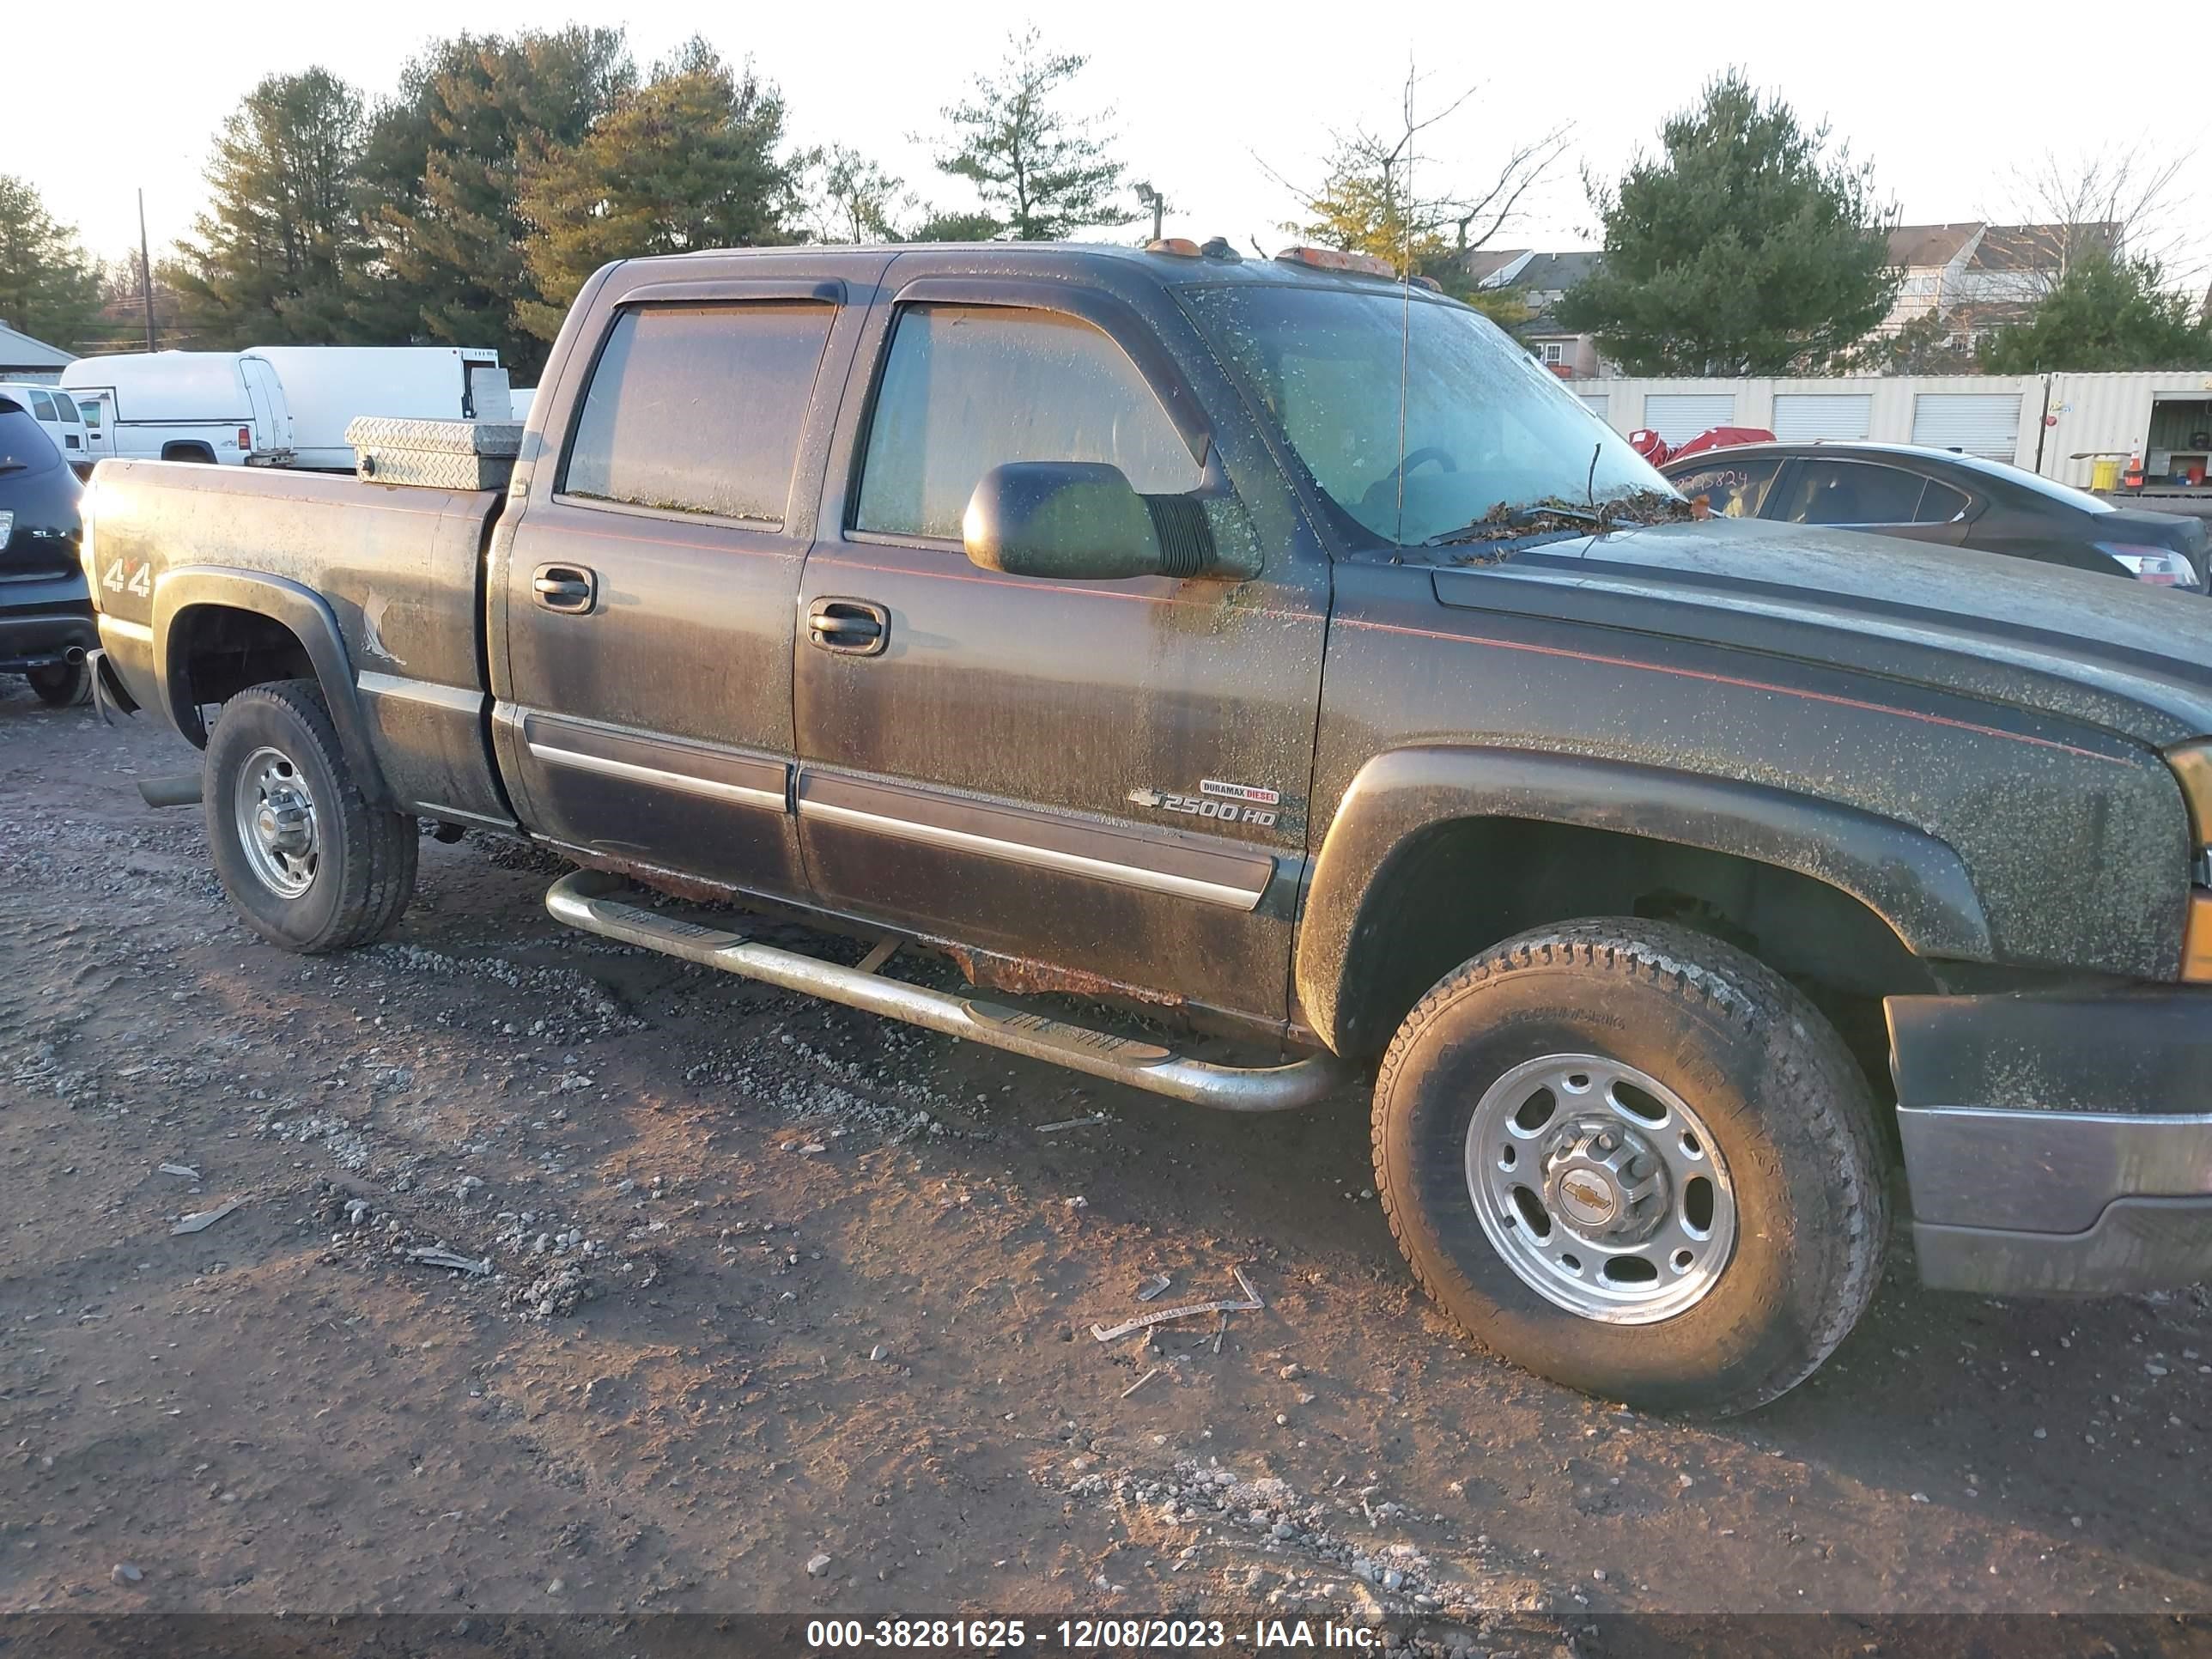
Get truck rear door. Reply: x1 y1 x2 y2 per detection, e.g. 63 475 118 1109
489 271 868 899
789 267 1330 1024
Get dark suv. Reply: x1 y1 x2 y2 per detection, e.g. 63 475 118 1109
0 394 94 706
1662 440 2209 592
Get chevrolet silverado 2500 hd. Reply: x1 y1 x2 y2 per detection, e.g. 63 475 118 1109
78 242 2212 1414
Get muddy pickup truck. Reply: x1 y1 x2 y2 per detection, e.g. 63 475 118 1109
78 242 2212 1413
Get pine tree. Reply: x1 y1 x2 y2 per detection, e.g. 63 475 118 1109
1978 252 2212 372
358 27 633 375
515 43 801 340
1554 71 1897 375
0 175 103 351
930 28 1133 240
161 70 373 347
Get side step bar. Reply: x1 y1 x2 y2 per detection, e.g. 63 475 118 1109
544 870 1350 1112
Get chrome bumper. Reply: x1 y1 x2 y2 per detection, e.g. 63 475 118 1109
1889 991 2212 1294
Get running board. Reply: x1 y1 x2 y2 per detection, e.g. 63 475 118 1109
544 870 1349 1112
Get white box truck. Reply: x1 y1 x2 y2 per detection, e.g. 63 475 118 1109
61 346 509 471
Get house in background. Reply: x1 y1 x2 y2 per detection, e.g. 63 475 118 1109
0 320 73 383
1465 249 1607 378
1878 221 2107 352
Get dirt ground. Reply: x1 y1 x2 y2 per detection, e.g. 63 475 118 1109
4 680 2212 1656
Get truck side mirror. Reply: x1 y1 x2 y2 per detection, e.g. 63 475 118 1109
963 461 1217 581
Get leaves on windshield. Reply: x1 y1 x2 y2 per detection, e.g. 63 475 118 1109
1431 489 1697 553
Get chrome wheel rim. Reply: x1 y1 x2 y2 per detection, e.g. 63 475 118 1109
233 744 320 899
1464 1053 1736 1324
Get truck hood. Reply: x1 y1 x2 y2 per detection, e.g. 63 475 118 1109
1453 517 2212 748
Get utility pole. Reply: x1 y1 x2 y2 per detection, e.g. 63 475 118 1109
137 190 156 352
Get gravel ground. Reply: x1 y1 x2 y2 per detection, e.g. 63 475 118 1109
3 680 2210 1656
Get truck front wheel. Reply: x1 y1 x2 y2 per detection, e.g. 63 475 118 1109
1371 919 1887 1416
204 678 417 953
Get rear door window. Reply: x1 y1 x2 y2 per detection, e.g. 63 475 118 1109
854 304 1201 541
27 390 57 422
561 302 835 526
1668 458 1781 520
1772 459 1927 526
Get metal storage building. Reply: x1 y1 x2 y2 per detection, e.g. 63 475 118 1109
1570 370 2212 489
0 320 72 382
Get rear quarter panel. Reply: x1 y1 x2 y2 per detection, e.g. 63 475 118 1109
88 459 505 819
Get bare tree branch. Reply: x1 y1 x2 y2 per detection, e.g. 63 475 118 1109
1256 79 1571 266
1994 137 2202 289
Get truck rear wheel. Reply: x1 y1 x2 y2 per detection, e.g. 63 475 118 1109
204 678 417 954
1371 919 1887 1416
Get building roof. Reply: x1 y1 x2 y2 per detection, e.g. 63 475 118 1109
1886 221 2109 273
1970 222 2117 271
1887 223 1982 268
1459 246 1529 283
1508 251 1601 293
0 320 72 372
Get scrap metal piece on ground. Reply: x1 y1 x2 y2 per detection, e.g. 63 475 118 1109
158 1164 200 1180
169 1199 240 1236
1036 1113 1108 1134
405 1248 494 1276
1121 1367 1163 1399
1091 1267 1262 1342
1213 1311 1229 1354
1136 1273 1172 1302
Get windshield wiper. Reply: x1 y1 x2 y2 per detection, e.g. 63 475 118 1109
1424 502 1604 547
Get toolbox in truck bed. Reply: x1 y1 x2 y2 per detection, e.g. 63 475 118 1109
345 417 522 490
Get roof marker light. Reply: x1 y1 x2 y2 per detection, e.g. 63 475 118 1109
1273 246 1398 279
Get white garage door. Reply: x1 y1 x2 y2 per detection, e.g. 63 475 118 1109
1644 392 1737 443
1772 392 1874 442
1911 392 2022 460
1578 392 1609 420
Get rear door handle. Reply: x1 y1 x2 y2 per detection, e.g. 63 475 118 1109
532 562 598 614
808 597 889 656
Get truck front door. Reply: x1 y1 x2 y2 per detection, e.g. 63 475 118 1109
792 273 1330 1025
491 276 865 896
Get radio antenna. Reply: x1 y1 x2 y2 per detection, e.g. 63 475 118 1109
1395 58 1414 550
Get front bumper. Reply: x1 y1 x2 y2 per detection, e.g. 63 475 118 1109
1891 990 2212 1293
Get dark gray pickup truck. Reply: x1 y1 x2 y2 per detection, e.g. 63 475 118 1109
79 241 2212 1414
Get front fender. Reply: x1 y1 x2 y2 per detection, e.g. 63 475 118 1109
1294 744 1991 1054
152 565 392 807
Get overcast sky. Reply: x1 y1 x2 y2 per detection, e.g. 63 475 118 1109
9 0 2203 277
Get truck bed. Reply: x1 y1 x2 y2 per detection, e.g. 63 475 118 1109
88 459 509 823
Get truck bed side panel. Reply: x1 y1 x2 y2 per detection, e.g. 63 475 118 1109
90 459 508 823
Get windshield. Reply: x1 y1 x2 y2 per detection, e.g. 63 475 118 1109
1182 283 1675 548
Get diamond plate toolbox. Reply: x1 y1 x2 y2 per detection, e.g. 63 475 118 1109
346 418 523 491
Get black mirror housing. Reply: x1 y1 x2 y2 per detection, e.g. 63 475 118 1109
963 461 1215 581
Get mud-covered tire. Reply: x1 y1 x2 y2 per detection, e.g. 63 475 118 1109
27 660 91 708
204 678 417 954
1371 919 1887 1416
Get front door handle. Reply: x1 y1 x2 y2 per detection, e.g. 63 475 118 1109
532 562 598 614
808 597 889 656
